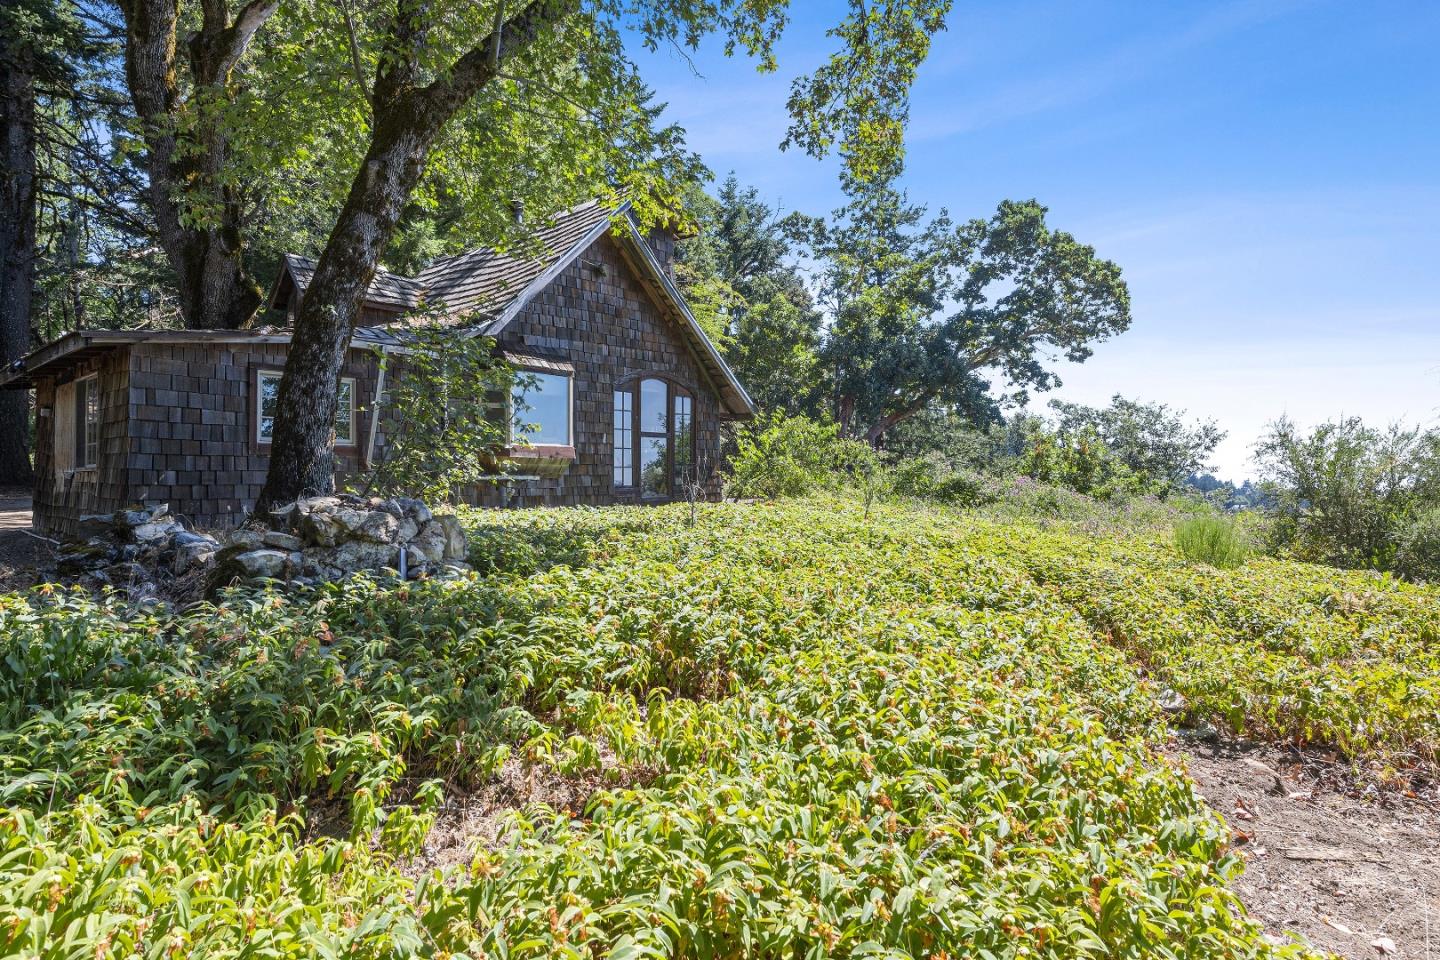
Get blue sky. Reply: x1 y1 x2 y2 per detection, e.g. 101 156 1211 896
630 0 1440 480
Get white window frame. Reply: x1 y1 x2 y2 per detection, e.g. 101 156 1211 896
509 370 573 448
75 374 100 470
613 388 634 487
257 369 356 447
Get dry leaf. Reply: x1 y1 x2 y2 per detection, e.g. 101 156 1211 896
1371 937 1397 955
1322 917 1354 935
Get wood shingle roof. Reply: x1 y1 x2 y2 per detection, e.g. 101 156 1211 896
279 254 427 312
416 201 613 321
274 200 614 323
273 199 755 418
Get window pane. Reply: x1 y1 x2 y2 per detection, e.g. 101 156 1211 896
335 379 354 444
640 435 668 496
73 379 86 464
613 389 633 487
74 378 99 467
258 373 280 442
84 381 99 467
640 378 668 434
513 372 571 446
673 393 693 487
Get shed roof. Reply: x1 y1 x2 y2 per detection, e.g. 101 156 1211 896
0 328 391 390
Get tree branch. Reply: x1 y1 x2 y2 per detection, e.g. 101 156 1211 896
864 388 936 446
414 0 576 120
206 0 281 82
335 0 372 111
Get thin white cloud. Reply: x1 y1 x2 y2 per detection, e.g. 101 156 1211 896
910 0 1316 142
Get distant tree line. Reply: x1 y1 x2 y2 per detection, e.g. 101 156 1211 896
676 175 1226 502
679 182 1440 581
675 174 1133 450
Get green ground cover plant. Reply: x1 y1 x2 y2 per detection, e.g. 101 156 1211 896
1001 520 1440 776
6 498 1416 957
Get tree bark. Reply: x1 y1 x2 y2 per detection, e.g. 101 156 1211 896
836 393 854 438
118 0 275 330
255 0 574 511
862 389 937 448
0 24 38 484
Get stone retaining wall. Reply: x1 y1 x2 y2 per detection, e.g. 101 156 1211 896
211 494 468 588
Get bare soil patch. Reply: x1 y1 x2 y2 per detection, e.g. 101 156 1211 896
401 759 630 880
1170 738 1440 958
407 756 661 881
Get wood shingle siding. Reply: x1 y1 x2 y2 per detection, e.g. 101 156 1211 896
480 231 722 508
10 200 751 536
124 343 379 530
33 349 131 538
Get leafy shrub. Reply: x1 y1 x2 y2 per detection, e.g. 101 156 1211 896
725 413 874 499
888 454 944 498
1018 427 1149 500
1255 416 1440 570
357 322 516 504
1048 394 1224 493
1395 508 1440 583
1175 516 1250 569
884 408 1013 470
889 454 991 506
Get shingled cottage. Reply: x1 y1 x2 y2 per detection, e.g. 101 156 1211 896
2 201 755 538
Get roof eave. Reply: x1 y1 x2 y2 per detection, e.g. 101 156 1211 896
0 332 87 389
0 328 384 389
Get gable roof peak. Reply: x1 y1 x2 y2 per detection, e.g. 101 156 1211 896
268 197 754 418
272 199 625 321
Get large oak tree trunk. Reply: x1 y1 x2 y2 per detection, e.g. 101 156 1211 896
255 0 572 511
255 117 432 504
119 0 274 330
0 26 37 485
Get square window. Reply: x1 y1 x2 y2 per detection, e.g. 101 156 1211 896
512 372 572 446
258 370 355 446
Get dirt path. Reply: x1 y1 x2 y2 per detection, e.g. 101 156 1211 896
0 490 46 592
1170 739 1440 957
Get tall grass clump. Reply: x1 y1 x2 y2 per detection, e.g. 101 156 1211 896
1174 515 1249 568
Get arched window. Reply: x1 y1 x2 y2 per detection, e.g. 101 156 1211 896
613 377 695 496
